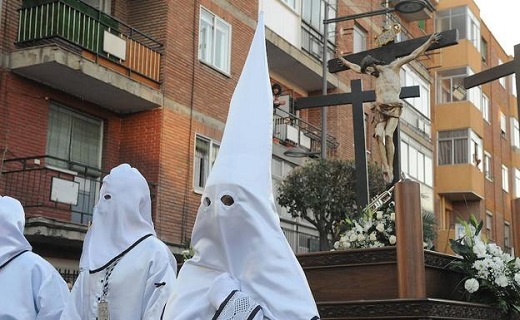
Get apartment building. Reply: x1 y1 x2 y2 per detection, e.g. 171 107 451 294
4 0 510 275
433 0 519 254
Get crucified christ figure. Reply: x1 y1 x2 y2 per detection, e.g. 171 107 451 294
339 32 441 184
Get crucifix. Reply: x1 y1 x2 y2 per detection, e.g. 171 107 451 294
296 29 458 209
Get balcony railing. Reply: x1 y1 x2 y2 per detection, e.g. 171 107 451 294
400 100 432 140
1 155 105 225
273 106 338 157
16 0 162 82
282 227 320 254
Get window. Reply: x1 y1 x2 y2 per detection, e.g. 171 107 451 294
46 104 103 170
498 59 506 88
81 0 110 13
484 152 492 180
400 139 433 186
194 135 220 191
481 38 488 62
511 118 520 148
515 168 520 198
486 211 493 240
437 67 481 107
514 168 520 197
402 66 430 118
505 222 512 253
199 7 231 74
281 0 296 9
301 0 337 61
502 164 509 192
438 129 482 167
513 74 517 97
272 157 295 220
482 94 490 123
500 112 507 137
46 104 103 224
436 6 480 51
353 24 367 53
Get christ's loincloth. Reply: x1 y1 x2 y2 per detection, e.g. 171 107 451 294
371 102 403 125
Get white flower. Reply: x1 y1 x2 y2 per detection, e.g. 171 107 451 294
369 232 377 241
488 243 503 256
515 258 520 269
357 234 366 242
376 211 383 220
333 241 340 250
389 235 397 245
515 273 520 286
464 278 479 293
349 234 357 242
376 223 385 232
495 275 509 287
472 242 487 258
390 212 395 221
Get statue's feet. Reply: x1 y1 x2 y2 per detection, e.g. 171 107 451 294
383 171 393 184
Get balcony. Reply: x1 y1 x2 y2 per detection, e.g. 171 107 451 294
400 100 432 141
11 0 163 113
272 99 338 157
1 155 105 225
436 164 484 201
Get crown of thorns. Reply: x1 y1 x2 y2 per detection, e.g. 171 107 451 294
360 55 386 73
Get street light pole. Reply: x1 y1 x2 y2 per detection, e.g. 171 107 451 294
321 2 328 159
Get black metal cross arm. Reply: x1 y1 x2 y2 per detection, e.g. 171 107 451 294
328 29 459 74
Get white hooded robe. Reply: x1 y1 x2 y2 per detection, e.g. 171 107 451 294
60 164 177 320
162 13 320 320
0 196 70 320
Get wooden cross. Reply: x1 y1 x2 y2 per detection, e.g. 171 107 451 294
296 79 419 209
295 30 458 209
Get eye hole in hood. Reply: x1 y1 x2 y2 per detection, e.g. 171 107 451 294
203 197 211 207
220 194 234 206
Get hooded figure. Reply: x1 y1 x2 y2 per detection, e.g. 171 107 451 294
162 13 320 320
0 196 70 319
61 164 177 320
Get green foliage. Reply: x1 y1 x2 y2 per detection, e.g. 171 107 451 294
422 210 437 250
276 158 386 251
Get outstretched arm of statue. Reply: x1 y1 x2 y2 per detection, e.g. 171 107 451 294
338 56 363 74
393 32 441 68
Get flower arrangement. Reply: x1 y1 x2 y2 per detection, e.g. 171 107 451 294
333 202 396 250
449 215 520 315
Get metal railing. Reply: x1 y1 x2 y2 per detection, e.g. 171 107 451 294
1 155 105 224
273 106 339 156
16 0 162 82
282 227 320 254
400 100 432 140
301 22 336 62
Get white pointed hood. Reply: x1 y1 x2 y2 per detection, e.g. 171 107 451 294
80 163 156 271
165 13 319 319
0 196 32 267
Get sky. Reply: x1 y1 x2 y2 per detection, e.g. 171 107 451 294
474 0 520 56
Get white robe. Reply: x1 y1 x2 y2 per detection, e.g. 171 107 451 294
60 235 176 320
0 251 70 320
